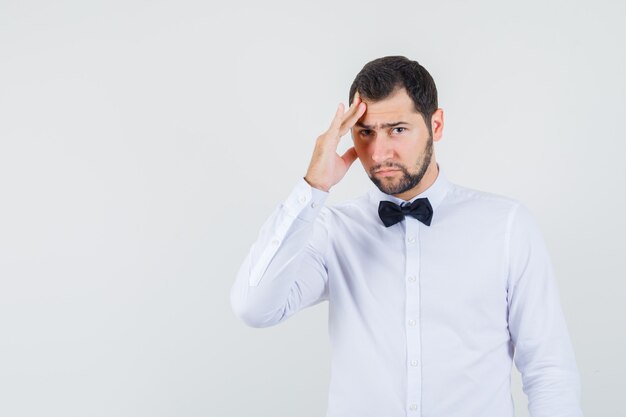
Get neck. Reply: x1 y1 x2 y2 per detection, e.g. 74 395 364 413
392 161 439 202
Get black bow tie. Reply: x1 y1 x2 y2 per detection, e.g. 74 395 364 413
378 198 433 227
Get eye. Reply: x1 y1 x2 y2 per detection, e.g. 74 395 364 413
359 129 372 137
392 127 407 134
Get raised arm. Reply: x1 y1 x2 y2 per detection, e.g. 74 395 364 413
230 94 366 328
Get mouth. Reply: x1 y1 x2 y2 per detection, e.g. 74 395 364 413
375 169 400 176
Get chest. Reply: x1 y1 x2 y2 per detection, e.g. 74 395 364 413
325 215 508 313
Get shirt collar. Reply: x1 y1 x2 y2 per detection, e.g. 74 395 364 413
367 162 451 212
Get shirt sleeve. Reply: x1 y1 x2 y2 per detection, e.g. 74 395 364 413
506 203 584 417
229 177 331 328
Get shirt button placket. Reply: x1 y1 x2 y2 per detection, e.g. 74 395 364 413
404 219 422 414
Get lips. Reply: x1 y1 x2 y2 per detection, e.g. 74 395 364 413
375 169 400 177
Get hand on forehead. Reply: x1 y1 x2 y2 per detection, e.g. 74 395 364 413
354 88 420 128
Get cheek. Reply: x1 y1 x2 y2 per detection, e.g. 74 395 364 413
398 139 421 156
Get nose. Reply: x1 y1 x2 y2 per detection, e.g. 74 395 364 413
371 136 394 164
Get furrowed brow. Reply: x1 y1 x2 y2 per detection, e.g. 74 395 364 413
355 121 410 129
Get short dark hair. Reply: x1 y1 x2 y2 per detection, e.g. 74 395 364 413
348 56 438 135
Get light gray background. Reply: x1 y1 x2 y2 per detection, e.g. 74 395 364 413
1 0 624 416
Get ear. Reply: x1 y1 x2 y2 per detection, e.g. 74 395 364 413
431 108 444 142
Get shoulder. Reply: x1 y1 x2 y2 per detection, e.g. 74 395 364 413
316 193 376 229
444 181 525 216
448 182 546 244
321 193 371 217
437 181 538 235
448 181 520 207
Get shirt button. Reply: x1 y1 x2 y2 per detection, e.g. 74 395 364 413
311 201 317 208
409 404 418 411
407 275 416 282
298 195 307 204
408 319 416 326
407 236 416 244
411 359 419 366
271 239 280 246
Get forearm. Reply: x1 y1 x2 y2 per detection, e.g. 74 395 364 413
230 178 329 328
507 203 584 416
514 301 583 417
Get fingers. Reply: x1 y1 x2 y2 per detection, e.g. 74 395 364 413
329 91 363 130
345 90 360 105
344 91 363 121
340 91 365 130
328 103 345 131
340 101 366 136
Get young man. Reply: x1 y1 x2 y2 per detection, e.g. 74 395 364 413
230 56 583 417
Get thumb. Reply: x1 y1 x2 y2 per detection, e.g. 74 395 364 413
341 147 358 168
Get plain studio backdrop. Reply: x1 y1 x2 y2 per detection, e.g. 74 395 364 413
1 0 624 416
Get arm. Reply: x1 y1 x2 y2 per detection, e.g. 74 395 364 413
230 93 367 328
506 203 584 417
229 179 330 328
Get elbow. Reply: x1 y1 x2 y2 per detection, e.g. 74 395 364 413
230 289 283 328
231 304 276 328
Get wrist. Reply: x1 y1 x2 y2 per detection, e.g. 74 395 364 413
303 176 330 192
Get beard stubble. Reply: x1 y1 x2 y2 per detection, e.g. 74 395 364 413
369 134 434 196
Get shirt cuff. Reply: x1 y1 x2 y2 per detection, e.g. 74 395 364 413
282 177 329 223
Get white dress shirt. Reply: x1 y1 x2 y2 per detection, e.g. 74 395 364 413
230 164 583 417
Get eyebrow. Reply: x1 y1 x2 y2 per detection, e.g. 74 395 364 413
355 121 410 129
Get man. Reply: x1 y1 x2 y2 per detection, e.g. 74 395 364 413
230 56 583 417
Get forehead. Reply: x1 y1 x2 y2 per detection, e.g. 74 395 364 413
358 88 423 127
